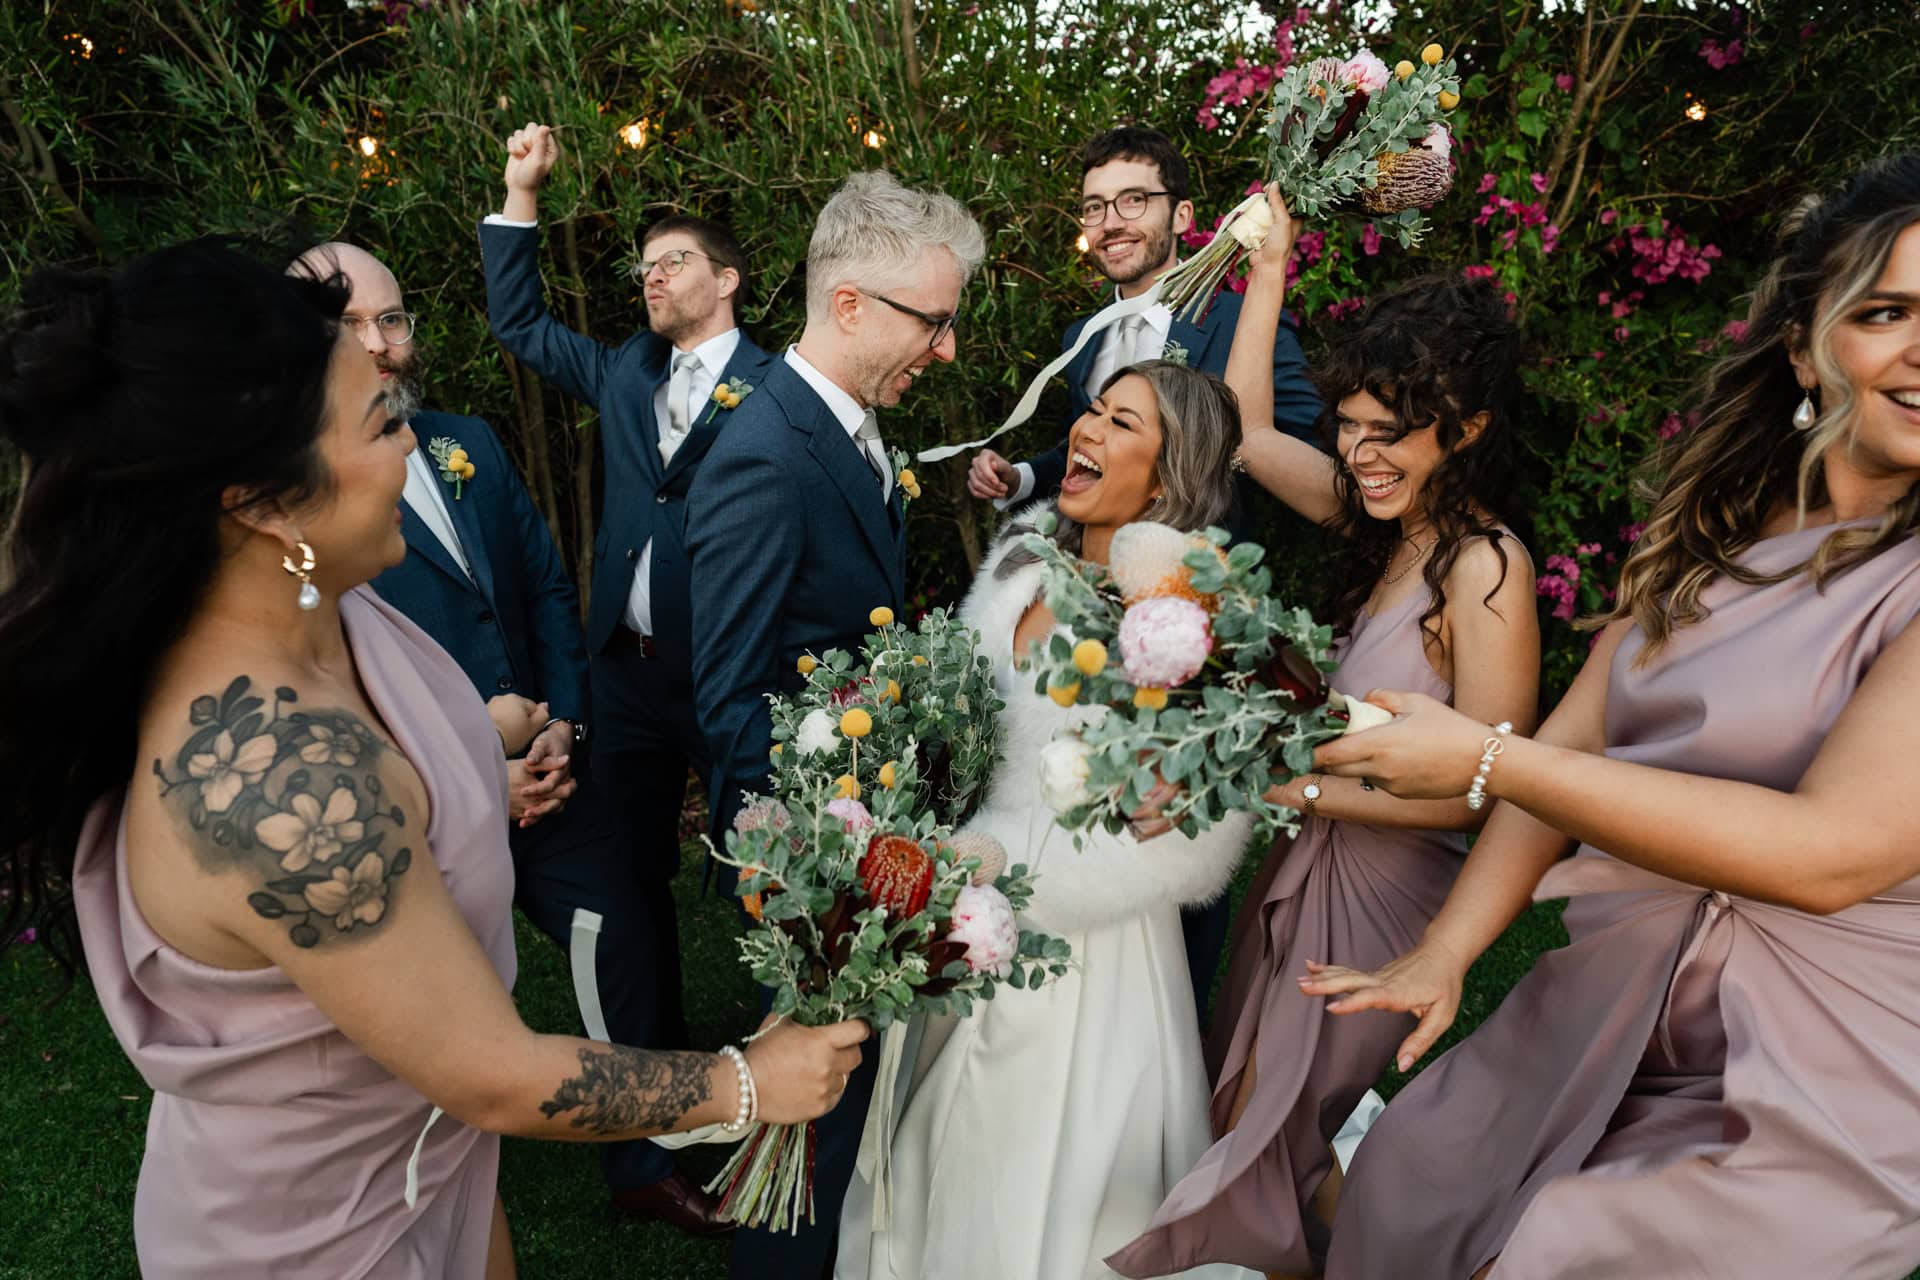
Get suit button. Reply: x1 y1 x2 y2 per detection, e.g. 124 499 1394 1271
477 610 494 624
656 494 669 505
625 547 639 561
496 677 513 691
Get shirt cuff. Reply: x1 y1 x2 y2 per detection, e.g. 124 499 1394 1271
484 214 537 228
992 462 1038 511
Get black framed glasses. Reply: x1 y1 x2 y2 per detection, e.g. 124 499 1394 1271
341 311 416 344
638 248 717 279
1078 189 1172 226
859 289 959 350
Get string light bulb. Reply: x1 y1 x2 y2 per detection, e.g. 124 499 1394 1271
357 135 380 157
863 129 885 149
619 119 650 149
1076 233 1090 253
1685 100 1708 122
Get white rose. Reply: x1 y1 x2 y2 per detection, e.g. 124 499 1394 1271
1226 195 1275 250
1038 735 1095 813
795 708 842 756
1333 690 1395 735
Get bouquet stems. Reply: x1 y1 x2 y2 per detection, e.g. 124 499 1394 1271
707 1118 820 1233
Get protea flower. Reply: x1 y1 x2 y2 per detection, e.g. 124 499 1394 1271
858 833 934 918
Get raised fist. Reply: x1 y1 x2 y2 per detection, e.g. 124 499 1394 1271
503 122 560 194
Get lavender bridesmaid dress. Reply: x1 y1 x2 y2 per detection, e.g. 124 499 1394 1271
71 587 518 1278
1113 538 1521 1278
1326 524 1920 1279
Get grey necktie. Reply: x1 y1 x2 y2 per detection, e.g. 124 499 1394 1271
1090 313 1148 396
661 350 702 463
855 410 893 501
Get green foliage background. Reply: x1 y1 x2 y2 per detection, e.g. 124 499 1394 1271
7 0 1914 691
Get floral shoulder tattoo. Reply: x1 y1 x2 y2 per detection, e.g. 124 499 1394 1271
153 676 412 948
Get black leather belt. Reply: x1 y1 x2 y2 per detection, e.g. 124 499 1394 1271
608 629 659 658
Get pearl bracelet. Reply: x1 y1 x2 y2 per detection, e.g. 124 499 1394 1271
717 1045 759 1133
1464 721 1514 812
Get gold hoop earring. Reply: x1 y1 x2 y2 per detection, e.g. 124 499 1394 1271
282 542 320 611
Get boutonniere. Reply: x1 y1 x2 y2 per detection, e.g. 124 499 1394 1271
427 437 475 499
890 447 922 502
1161 340 1191 368
702 376 755 425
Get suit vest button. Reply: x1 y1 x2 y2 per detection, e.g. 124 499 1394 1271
477 610 494 624
656 494 669 504
496 677 513 690
625 547 639 561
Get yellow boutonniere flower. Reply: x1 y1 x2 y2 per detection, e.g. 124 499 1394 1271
427 437 475 499
702 377 756 425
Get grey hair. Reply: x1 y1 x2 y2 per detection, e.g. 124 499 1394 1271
997 359 1241 577
805 170 986 319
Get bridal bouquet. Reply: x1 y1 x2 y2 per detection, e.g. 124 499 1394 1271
705 607 1071 1231
1019 517 1388 841
1159 42 1462 321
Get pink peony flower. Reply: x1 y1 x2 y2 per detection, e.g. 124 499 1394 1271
1338 51 1391 94
825 797 874 833
947 884 1019 978
1118 596 1214 689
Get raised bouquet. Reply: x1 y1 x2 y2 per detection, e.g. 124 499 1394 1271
1159 42 1463 320
1018 516 1390 841
704 606 1071 1232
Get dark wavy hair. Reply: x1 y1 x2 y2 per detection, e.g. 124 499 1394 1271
1594 152 1920 658
636 213 752 319
0 238 350 975
1083 126 1191 205
1318 273 1526 650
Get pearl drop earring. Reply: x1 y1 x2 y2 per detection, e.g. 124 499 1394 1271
282 542 321 611
1792 390 1817 431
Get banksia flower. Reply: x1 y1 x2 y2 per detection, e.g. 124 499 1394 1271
1363 145 1453 214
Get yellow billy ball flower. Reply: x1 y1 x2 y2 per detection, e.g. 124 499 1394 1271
1438 89 1461 109
797 654 818 675
461 462 477 479
724 392 742 408
840 708 873 738
905 481 923 500
1071 638 1108 677
1394 59 1415 80
878 761 898 789
885 679 902 704
1421 42 1444 65
834 773 861 799
911 655 929 666
1047 680 1082 707
897 468 917 489
712 387 730 404
869 606 895 627
448 449 468 465
1133 686 1169 711
770 743 783 758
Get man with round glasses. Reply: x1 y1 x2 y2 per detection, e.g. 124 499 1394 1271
966 125 1322 1030
476 122 776 1235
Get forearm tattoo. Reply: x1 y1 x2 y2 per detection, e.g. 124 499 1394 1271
539 1046 715 1136
153 676 412 948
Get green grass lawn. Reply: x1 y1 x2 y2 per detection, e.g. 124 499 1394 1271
4 839 1908 1279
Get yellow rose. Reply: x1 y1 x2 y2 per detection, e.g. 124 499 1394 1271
870 606 895 627
878 761 898 788
1133 686 1169 711
1438 89 1461 110
834 773 861 799
797 654 818 675
1071 638 1108 677
1421 42 1444 65
840 708 873 738
1395 59 1415 80
885 679 902 704
1047 680 1082 707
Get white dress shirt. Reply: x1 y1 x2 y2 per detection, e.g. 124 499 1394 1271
1001 293 1172 508
402 446 473 579
782 347 891 491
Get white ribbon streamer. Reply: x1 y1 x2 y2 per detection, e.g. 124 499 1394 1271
852 1020 913 1230
914 281 1169 464
568 908 610 1042
403 1106 445 1209
1331 1087 1385 1172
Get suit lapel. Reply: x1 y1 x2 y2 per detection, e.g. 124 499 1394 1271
1062 316 1100 409
399 499 473 590
439 460 497 604
403 440 493 602
636 360 670 488
660 342 771 491
776 371 905 604
1167 308 1221 372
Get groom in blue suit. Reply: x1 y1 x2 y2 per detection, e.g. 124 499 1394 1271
307 243 714 1231
477 125 776 1232
969 127 1322 1027
688 171 986 1280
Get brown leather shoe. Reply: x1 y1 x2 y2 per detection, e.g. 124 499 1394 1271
609 1171 736 1237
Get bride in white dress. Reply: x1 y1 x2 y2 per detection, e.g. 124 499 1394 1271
838 361 1261 1280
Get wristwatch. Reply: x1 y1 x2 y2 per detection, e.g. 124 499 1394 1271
541 717 590 751
1300 774 1323 817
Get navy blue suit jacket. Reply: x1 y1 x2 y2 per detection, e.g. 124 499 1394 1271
478 219 776 670
685 358 906 833
1022 288 1322 497
369 411 589 723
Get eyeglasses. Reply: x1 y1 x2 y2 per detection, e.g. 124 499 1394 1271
1078 189 1172 227
638 248 718 279
859 290 959 350
341 311 416 344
